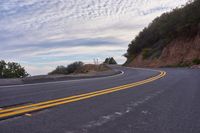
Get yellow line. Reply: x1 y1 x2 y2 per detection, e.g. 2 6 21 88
0 71 164 114
0 70 166 119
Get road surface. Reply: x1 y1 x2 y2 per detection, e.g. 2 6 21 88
0 66 199 133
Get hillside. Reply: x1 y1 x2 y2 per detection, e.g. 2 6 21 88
124 0 200 67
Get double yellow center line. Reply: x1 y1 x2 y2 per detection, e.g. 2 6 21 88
0 70 166 120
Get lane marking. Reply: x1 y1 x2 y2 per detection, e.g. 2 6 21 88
0 70 166 120
0 70 124 88
25 113 32 117
0 72 162 114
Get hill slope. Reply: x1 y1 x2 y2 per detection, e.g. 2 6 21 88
125 0 200 67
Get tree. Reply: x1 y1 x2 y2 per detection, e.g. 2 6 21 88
125 0 200 63
104 57 117 64
109 57 117 64
48 66 68 75
104 58 110 64
0 60 29 78
0 60 6 78
67 61 84 73
49 61 84 75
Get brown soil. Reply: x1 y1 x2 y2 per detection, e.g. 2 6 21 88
127 35 200 67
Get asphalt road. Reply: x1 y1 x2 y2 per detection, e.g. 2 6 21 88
0 66 199 133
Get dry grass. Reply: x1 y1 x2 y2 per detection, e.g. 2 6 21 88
74 64 110 74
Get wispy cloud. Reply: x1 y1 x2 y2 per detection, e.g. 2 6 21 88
0 0 188 75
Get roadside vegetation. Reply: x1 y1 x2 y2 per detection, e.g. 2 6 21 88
162 58 200 68
48 61 110 75
125 0 200 63
49 61 84 75
103 57 117 64
192 58 200 65
0 60 29 78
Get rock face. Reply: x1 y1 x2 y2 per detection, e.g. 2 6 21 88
127 35 200 67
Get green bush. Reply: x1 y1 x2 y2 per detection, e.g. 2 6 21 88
177 62 191 67
142 48 153 59
49 61 84 75
103 57 117 64
67 61 84 73
192 58 200 65
49 66 68 75
0 60 29 78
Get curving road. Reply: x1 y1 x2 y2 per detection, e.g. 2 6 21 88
0 66 199 133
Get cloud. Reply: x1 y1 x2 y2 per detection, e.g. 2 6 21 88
0 0 188 75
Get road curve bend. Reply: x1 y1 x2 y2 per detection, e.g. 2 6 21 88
0 66 199 133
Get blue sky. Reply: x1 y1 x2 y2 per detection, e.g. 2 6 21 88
0 0 188 75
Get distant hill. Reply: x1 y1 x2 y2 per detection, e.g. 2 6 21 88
124 0 200 67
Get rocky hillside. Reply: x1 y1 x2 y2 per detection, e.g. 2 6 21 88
125 0 200 67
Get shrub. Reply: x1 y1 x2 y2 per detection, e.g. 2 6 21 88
49 61 84 75
0 60 29 78
49 66 68 75
142 48 153 59
104 57 117 64
67 61 84 73
192 58 200 65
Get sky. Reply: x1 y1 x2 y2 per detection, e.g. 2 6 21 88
0 0 188 75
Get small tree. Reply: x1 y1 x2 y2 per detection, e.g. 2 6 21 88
48 61 84 75
104 58 109 64
48 66 68 75
0 60 29 78
4 62 29 78
104 57 117 64
192 58 200 65
109 57 117 64
67 61 84 73
0 60 6 78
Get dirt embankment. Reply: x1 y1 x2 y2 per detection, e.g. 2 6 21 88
127 35 200 67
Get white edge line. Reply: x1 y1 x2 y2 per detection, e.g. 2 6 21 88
0 70 124 88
